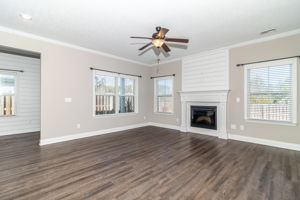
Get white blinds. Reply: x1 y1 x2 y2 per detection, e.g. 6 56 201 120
245 58 297 123
154 77 174 113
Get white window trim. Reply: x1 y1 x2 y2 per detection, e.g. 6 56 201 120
244 57 298 125
153 76 174 114
0 70 19 117
92 70 138 117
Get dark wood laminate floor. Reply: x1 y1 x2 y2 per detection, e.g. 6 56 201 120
0 126 299 200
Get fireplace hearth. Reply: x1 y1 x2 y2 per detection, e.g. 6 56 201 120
191 106 217 130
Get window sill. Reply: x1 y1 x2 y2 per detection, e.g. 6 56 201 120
154 112 174 116
245 119 297 126
0 115 16 118
94 112 138 118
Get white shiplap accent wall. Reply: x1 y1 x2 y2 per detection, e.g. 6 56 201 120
0 53 40 135
182 49 229 91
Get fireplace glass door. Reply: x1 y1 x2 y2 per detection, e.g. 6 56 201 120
190 106 217 130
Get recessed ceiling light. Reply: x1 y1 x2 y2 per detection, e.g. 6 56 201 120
19 13 32 20
260 29 276 35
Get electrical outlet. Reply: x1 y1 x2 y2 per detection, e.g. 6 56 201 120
76 124 81 129
65 97 72 103
143 116 146 120
240 125 245 131
236 97 240 103
231 124 237 130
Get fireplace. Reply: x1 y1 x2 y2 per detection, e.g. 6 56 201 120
179 90 229 139
190 106 217 130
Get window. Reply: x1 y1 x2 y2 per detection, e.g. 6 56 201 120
154 77 174 113
94 72 138 116
119 78 135 113
244 58 297 124
0 72 17 116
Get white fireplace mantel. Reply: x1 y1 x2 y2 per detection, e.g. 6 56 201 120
178 90 230 139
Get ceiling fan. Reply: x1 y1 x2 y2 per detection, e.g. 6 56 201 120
130 27 189 53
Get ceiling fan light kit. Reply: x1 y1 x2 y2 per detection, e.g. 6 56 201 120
130 26 189 55
152 39 164 47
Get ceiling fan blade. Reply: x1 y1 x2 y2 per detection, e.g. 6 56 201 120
131 36 152 39
139 42 152 51
162 43 171 52
157 28 169 38
165 38 189 43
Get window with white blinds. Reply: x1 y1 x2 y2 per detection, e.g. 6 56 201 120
244 58 298 124
154 76 174 114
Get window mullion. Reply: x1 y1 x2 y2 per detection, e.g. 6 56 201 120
115 77 119 114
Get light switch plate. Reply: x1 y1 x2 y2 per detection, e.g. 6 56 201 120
231 124 237 130
240 125 245 131
236 97 240 103
64 98 72 103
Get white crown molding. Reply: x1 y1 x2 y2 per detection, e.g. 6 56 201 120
0 26 151 67
228 28 300 49
2 25 299 68
228 133 300 151
152 28 300 67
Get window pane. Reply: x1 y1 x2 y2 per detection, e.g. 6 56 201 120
0 96 15 116
119 78 134 95
119 96 135 113
0 74 15 95
0 74 16 116
95 95 115 115
247 64 293 122
95 75 115 95
157 79 172 96
157 96 173 113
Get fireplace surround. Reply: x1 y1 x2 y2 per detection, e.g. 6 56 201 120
179 90 229 139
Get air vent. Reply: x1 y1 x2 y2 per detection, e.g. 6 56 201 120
260 29 276 35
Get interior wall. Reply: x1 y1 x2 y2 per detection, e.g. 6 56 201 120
228 34 300 144
1 27 300 145
0 52 40 135
0 30 151 139
148 60 182 127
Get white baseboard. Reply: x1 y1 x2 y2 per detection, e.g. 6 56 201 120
39 123 300 152
228 133 300 151
40 123 149 146
40 122 181 146
0 128 40 136
148 122 181 131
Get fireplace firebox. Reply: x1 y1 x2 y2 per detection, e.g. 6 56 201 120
190 106 217 130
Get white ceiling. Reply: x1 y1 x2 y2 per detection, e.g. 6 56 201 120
0 0 299 65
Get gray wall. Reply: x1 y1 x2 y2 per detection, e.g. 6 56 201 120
0 30 151 139
228 34 300 144
148 60 182 126
148 35 300 145
1 28 300 145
